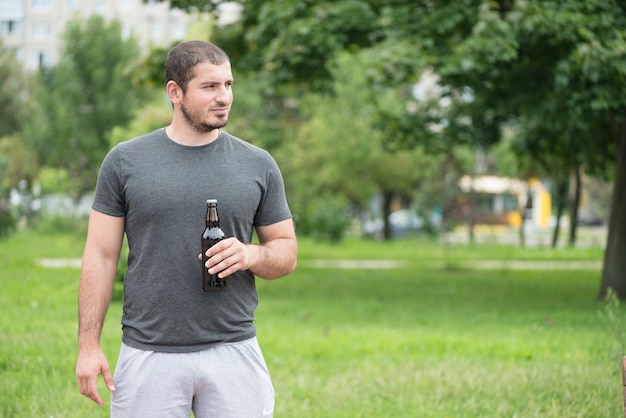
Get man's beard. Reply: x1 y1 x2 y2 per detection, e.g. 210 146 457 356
180 101 228 134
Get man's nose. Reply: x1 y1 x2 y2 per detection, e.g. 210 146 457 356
215 86 232 104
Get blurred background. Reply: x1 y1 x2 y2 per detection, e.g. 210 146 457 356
2 3 626 416
1 0 624 288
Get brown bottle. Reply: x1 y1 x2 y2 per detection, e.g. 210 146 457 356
201 199 226 292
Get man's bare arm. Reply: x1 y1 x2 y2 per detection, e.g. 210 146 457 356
76 209 125 405
247 218 298 279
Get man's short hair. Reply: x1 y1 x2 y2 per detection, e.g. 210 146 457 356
165 40 230 92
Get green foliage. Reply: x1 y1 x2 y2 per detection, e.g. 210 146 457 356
165 0 383 92
33 213 88 237
0 135 39 190
158 0 221 13
128 12 216 89
297 195 350 243
127 45 172 90
24 16 147 199
108 96 173 147
0 202 17 239
35 167 76 195
0 39 28 137
226 74 290 152
601 288 626 355
284 49 443 239
0 135 40 236
132 1 625 282
113 239 129 301
253 1 379 90
432 0 626 176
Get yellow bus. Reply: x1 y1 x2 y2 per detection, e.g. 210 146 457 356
458 175 551 228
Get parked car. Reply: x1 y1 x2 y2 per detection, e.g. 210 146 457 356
576 210 604 226
363 209 436 238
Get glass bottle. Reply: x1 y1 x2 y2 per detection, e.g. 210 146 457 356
201 199 226 292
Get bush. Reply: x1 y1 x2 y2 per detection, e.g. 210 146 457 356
113 239 129 301
304 196 350 243
0 202 17 238
34 213 88 236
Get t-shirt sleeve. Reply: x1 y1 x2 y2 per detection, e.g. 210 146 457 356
92 146 126 217
254 152 292 226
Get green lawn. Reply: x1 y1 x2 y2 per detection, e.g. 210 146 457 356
0 226 622 417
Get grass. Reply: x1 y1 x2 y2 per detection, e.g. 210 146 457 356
0 225 622 417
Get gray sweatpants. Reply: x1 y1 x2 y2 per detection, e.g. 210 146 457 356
110 337 275 418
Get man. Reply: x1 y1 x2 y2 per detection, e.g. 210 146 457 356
75 40 297 418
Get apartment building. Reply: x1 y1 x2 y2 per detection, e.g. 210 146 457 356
0 0 193 70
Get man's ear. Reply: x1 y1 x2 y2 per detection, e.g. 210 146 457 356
166 80 182 104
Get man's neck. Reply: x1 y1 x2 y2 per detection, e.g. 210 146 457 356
165 123 221 147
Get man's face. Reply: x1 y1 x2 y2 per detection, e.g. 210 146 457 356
179 61 234 133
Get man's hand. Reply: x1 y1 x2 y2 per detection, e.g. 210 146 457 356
201 219 297 280
205 237 251 278
76 346 116 406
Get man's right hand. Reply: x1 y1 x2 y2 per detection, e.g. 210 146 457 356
76 346 116 406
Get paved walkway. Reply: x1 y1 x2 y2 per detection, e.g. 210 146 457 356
302 259 410 269
37 258 82 268
301 259 602 270
37 258 603 271
465 260 602 270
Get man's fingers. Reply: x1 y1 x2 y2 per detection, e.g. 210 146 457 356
76 349 112 406
204 238 251 277
103 365 116 392
78 375 103 406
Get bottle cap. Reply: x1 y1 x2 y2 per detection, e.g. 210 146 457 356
207 199 217 204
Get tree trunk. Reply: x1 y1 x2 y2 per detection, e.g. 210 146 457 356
569 166 581 247
552 177 567 248
519 188 531 248
519 204 526 248
600 121 626 299
551 207 561 248
468 189 475 244
382 190 393 241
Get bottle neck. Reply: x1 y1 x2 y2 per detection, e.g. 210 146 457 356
206 205 220 227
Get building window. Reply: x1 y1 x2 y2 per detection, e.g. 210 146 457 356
121 24 132 41
30 50 50 69
0 19 21 36
32 0 52 9
38 51 49 67
0 0 24 14
150 25 161 44
31 21 50 38
66 0 79 11
172 24 185 41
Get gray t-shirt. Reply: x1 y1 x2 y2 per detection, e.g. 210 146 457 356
92 128 292 352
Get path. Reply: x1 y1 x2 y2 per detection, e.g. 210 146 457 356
37 258 603 271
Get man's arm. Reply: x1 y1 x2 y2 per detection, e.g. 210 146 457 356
75 209 125 405
206 218 297 280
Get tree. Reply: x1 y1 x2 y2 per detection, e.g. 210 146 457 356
0 39 28 137
283 50 440 240
0 40 35 234
0 135 39 235
25 16 147 201
158 0 381 92
411 1 626 296
159 0 626 294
